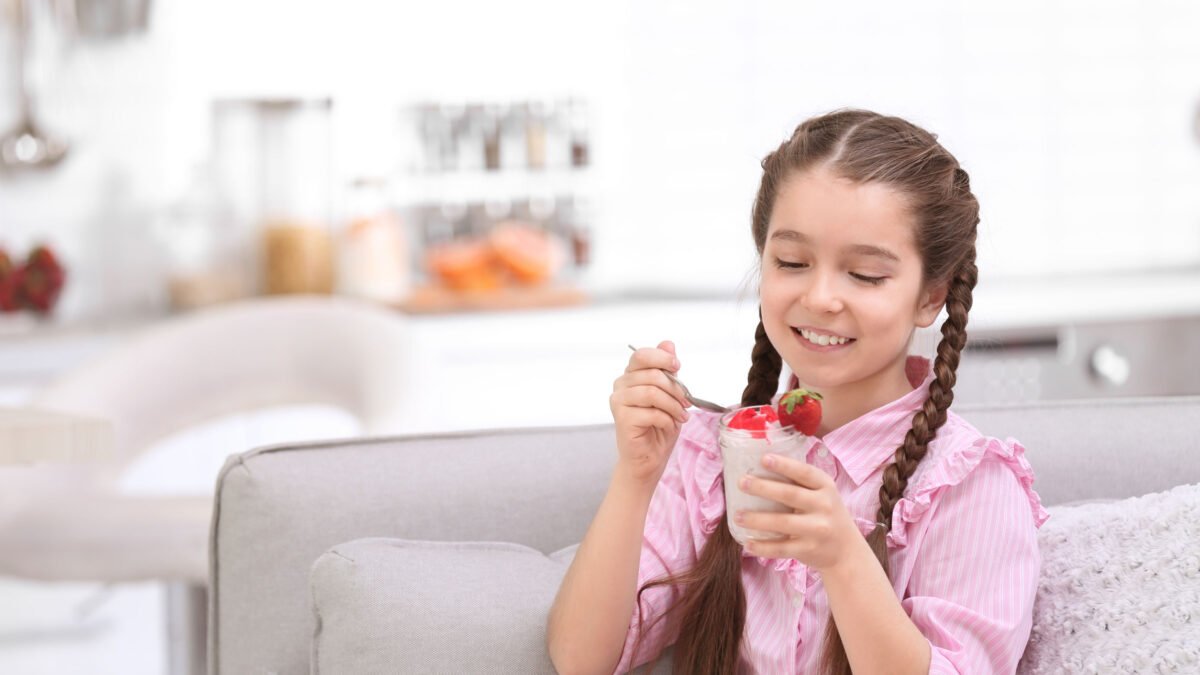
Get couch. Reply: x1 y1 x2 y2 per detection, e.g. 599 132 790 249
208 396 1200 674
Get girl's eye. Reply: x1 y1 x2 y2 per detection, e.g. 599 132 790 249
774 259 807 270
850 273 886 285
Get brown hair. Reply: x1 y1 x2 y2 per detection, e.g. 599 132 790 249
631 108 980 674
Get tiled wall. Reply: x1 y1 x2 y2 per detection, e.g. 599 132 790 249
1 0 1198 321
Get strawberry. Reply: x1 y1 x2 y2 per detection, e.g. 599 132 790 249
727 405 778 439
18 245 66 314
777 388 823 435
0 248 19 312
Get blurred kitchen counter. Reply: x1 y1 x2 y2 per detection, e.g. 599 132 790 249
2 269 1199 431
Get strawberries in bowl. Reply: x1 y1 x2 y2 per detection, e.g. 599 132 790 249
726 405 778 439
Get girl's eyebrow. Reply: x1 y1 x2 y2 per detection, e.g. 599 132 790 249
769 229 901 263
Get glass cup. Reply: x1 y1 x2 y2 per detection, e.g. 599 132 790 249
719 409 816 545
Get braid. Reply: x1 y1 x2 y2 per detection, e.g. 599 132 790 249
741 312 783 407
821 250 978 675
875 253 976 534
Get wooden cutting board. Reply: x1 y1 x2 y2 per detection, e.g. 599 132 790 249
394 284 588 314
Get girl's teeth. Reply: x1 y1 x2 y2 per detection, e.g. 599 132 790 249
799 329 849 346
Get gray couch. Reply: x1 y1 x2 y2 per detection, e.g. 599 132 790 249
208 396 1200 674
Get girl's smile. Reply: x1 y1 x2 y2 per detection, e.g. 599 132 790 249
792 326 857 350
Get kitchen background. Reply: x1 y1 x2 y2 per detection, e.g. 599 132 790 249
2 0 1200 673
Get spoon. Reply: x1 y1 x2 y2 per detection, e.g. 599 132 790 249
626 344 730 414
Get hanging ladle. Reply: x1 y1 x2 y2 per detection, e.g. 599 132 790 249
0 0 68 171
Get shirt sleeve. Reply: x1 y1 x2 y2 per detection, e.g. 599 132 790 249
901 456 1042 675
612 425 713 674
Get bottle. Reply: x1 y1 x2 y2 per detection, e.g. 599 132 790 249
482 104 502 171
337 177 412 304
568 98 590 168
499 103 527 172
526 100 547 171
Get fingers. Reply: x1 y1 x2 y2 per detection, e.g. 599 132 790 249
614 366 690 411
623 405 684 435
626 344 681 375
657 339 676 357
737 473 820 512
611 380 690 424
739 527 827 559
735 510 826 540
759 453 828 490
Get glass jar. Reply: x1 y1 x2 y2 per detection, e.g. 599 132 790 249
338 177 411 304
718 409 816 545
212 98 335 295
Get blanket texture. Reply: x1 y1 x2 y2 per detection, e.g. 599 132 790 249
1019 484 1200 674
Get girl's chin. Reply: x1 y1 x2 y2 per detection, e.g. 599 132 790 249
783 364 842 390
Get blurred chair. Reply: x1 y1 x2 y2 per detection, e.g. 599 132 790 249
0 295 411 675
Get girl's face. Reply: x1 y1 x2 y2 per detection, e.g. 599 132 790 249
760 168 947 404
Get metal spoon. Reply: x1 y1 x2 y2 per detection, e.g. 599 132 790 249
626 344 730 414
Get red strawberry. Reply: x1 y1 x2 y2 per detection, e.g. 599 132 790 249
0 248 19 312
18 245 66 314
777 388 823 435
727 405 778 439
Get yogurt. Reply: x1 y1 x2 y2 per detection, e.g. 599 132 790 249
719 409 816 545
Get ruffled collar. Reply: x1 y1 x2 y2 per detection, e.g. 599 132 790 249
811 356 935 487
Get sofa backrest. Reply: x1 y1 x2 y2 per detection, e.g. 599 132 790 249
209 395 1200 674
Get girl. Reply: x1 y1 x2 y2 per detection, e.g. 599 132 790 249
547 109 1049 675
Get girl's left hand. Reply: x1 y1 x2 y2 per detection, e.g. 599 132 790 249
734 453 861 572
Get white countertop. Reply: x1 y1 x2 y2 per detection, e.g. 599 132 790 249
969 269 1200 330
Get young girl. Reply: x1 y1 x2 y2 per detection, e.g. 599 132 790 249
547 108 1049 675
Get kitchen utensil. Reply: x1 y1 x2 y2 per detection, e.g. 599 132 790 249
626 344 730 413
0 0 68 171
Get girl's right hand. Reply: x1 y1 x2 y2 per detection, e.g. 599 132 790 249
610 341 692 486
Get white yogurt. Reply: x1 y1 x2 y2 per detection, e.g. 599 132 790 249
719 410 816 545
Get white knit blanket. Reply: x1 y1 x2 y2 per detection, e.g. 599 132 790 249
1018 483 1200 674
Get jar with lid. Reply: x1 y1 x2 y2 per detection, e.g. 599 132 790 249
212 98 335 295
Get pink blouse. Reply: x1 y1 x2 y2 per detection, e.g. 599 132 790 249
615 358 1050 674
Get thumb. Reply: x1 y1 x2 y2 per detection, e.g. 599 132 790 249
658 340 680 371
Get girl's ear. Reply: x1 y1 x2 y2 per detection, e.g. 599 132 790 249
914 280 949 328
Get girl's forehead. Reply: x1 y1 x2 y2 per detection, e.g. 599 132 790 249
769 171 918 250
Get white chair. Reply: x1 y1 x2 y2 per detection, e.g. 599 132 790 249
0 295 411 675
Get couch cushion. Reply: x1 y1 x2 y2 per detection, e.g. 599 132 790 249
309 538 673 674
310 539 565 674
1018 482 1200 673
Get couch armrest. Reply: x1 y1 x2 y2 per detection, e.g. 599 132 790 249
208 423 617 675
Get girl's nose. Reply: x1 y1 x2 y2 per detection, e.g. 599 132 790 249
801 273 844 314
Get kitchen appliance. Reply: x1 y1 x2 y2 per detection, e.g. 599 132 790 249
957 315 1200 404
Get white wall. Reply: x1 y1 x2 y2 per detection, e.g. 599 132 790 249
1 0 1198 321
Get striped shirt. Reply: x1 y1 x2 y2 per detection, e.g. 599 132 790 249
615 357 1050 674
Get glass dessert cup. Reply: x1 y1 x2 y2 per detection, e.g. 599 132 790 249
719 409 817 545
